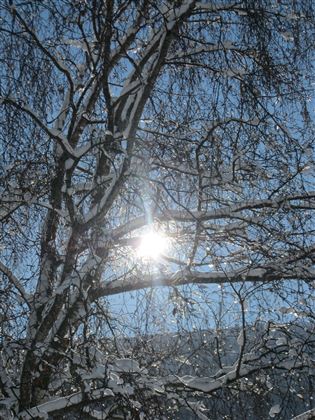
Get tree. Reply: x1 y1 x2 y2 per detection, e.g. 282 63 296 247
0 0 315 418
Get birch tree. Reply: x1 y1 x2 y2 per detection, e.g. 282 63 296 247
0 0 315 418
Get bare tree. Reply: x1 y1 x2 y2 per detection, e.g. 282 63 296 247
0 0 314 418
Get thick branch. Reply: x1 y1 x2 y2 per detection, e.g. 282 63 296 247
90 267 315 299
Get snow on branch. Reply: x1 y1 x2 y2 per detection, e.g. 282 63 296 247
164 193 315 222
110 192 315 239
0 261 31 307
18 388 115 419
90 266 315 299
291 408 315 420
194 2 240 12
167 41 239 60
0 97 76 157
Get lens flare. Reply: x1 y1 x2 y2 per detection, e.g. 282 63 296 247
137 231 168 260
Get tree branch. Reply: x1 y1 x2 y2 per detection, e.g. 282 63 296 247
0 261 31 307
90 266 315 299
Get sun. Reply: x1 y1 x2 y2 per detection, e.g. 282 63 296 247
137 230 169 260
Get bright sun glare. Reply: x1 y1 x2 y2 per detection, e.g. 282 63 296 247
137 231 169 260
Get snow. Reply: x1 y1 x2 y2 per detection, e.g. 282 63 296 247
120 80 140 98
112 358 141 373
171 41 236 59
73 142 92 158
111 26 137 59
279 307 295 314
82 407 112 419
237 9 248 16
94 262 313 300
54 88 71 133
120 94 135 123
49 129 76 156
275 337 287 346
195 2 228 11
237 330 244 347
109 372 124 385
65 158 74 170
269 404 281 417
0 261 31 304
81 366 106 381
292 408 315 420
1 96 75 156
281 32 294 42
63 38 97 53
19 388 115 419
